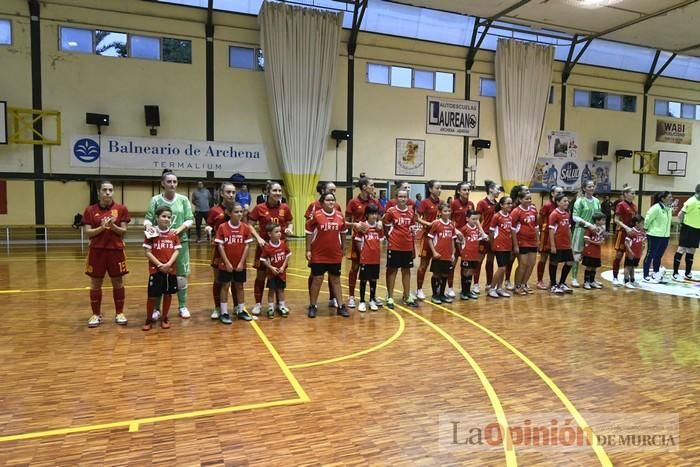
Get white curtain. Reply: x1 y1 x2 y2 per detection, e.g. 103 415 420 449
259 2 342 234
495 39 554 193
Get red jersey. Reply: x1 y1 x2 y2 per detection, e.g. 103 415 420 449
215 221 253 270
260 240 291 281
477 197 497 231
386 198 416 210
143 229 181 274
418 195 441 223
384 205 416 252
615 200 637 227
207 204 226 229
428 219 456 259
346 195 382 222
306 209 347 264
354 224 384 265
82 202 131 250
511 205 538 248
305 200 342 220
549 208 572 250
489 211 514 252
539 201 555 230
248 201 293 241
625 227 646 258
583 227 604 259
459 223 481 261
451 197 475 229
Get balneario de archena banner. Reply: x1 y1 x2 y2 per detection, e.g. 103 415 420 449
70 135 267 172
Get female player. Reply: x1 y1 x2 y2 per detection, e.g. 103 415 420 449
611 186 636 286
511 189 539 294
383 188 418 308
536 185 563 289
643 191 673 282
415 180 442 300
427 202 457 303
449 181 475 297
475 180 502 293
548 193 575 294
488 196 516 298
570 180 601 287
206 181 236 319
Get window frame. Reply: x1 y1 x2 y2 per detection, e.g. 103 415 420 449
0 18 12 46
130 34 162 61
59 26 94 54
479 77 497 97
229 45 264 71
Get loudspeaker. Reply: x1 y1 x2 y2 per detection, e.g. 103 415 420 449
86 113 109 126
471 139 491 149
144 105 160 127
615 149 633 158
331 129 350 141
596 140 609 156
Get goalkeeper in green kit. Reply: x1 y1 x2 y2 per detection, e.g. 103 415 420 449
571 179 603 287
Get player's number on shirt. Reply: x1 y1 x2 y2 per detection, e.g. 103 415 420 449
118 261 127 273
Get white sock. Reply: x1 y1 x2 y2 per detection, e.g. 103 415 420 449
239 303 245 312
220 303 228 315
268 302 275 309
279 301 286 307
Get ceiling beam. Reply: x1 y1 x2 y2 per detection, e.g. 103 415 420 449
489 0 533 22
576 0 699 43
676 42 700 53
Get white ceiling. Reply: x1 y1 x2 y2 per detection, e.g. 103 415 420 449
388 0 700 57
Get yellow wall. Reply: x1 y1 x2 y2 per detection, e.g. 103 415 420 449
0 180 35 224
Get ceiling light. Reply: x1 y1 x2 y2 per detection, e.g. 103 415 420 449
564 0 624 9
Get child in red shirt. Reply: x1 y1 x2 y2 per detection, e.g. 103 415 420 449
511 191 539 295
216 203 254 324
260 223 292 319
383 188 418 308
488 197 516 298
623 215 646 288
142 206 181 330
428 203 457 304
582 213 606 290
548 194 575 294
354 205 384 311
458 210 488 299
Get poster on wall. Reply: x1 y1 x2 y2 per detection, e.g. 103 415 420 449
395 138 425 176
530 157 611 193
656 119 692 145
69 135 268 173
426 96 480 137
546 130 578 158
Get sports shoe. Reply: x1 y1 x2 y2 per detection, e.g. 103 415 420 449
142 320 152 331
403 296 418 307
152 309 161 321
536 281 548 290
374 297 384 307
504 280 514 291
219 313 233 324
441 295 454 304
369 300 379 311
278 306 289 318
431 295 442 304
612 277 621 286
654 271 668 284
472 284 481 294
237 309 253 321
571 279 580 288
161 319 171 329
386 297 395 309
347 296 356 308
328 298 338 308
178 307 191 319
514 287 527 296
337 306 350 318
644 276 659 284
307 304 317 318
488 289 500 298
416 289 426 300
559 284 574 294
210 308 220 320
685 273 694 281
583 282 592 290
466 291 479 300
591 281 603 289
88 314 102 328
525 285 535 294
115 313 128 325
496 288 511 298
446 288 456 298
267 305 275 319
552 285 564 294
460 291 471 300
672 273 684 282
251 303 262 316
631 281 641 288
358 302 367 312
624 281 636 289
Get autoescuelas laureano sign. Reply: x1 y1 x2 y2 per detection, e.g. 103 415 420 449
426 96 480 137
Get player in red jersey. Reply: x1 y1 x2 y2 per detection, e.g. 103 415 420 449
623 215 647 288
386 180 416 210
142 206 181 330
448 181 475 297
248 181 293 316
428 202 457 304
511 190 539 295
458 210 487 299
536 185 564 289
307 192 349 318
260 223 292 319
503 185 529 290
206 181 236 320
487 197 516 299
305 181 341 307
475 180 503 294
548 194 575 294
582 212 606 290
384 189 418 309
354 205 384 312
216 203 255 324
82 180 130 328
345 174 382 308
415 180 442 300
611 186 637 286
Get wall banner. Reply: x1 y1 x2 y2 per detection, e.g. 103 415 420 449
656 119 692 145
426 96 480 137
69 135 268 173
546 130 578 158
530 157 612 193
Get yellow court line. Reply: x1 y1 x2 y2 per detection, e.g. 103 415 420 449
289 308 405 369
425 300 612 467
394 303 517 467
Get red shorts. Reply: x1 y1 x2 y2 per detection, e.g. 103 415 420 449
85 248 128 278
613 230 626 252
210 246 222 269
478 240 492 255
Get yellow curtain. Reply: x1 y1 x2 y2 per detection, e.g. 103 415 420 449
283 172 320 236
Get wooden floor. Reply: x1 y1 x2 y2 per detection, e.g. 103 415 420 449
0 238 698 466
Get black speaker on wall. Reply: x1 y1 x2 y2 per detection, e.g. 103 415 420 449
144 105 160 127
596 140 609 156
86 112 109 126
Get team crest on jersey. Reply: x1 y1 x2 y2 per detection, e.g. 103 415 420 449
279 209 285 217
112 209 118 217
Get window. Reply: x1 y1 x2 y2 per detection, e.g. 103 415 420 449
480 78 497 97
435 72 454 93
697 105 700 121
655 100 668 116
390 66 412 88
229 46 264 71
574 88 636 112
606 94 622 111
622 95 636 112
162 37 191 64
574 89 589 107
95 30 127 57
367 63 389 84
131 35 161 60
590 91 605 109
681 103 696 120
655 99 700 119
59 27 93 54
668 101 681 118
414 70 434 90
0 19 11 45
549 86 555 104
366 63 453 93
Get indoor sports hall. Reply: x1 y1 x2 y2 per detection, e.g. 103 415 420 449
1 0 699 465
